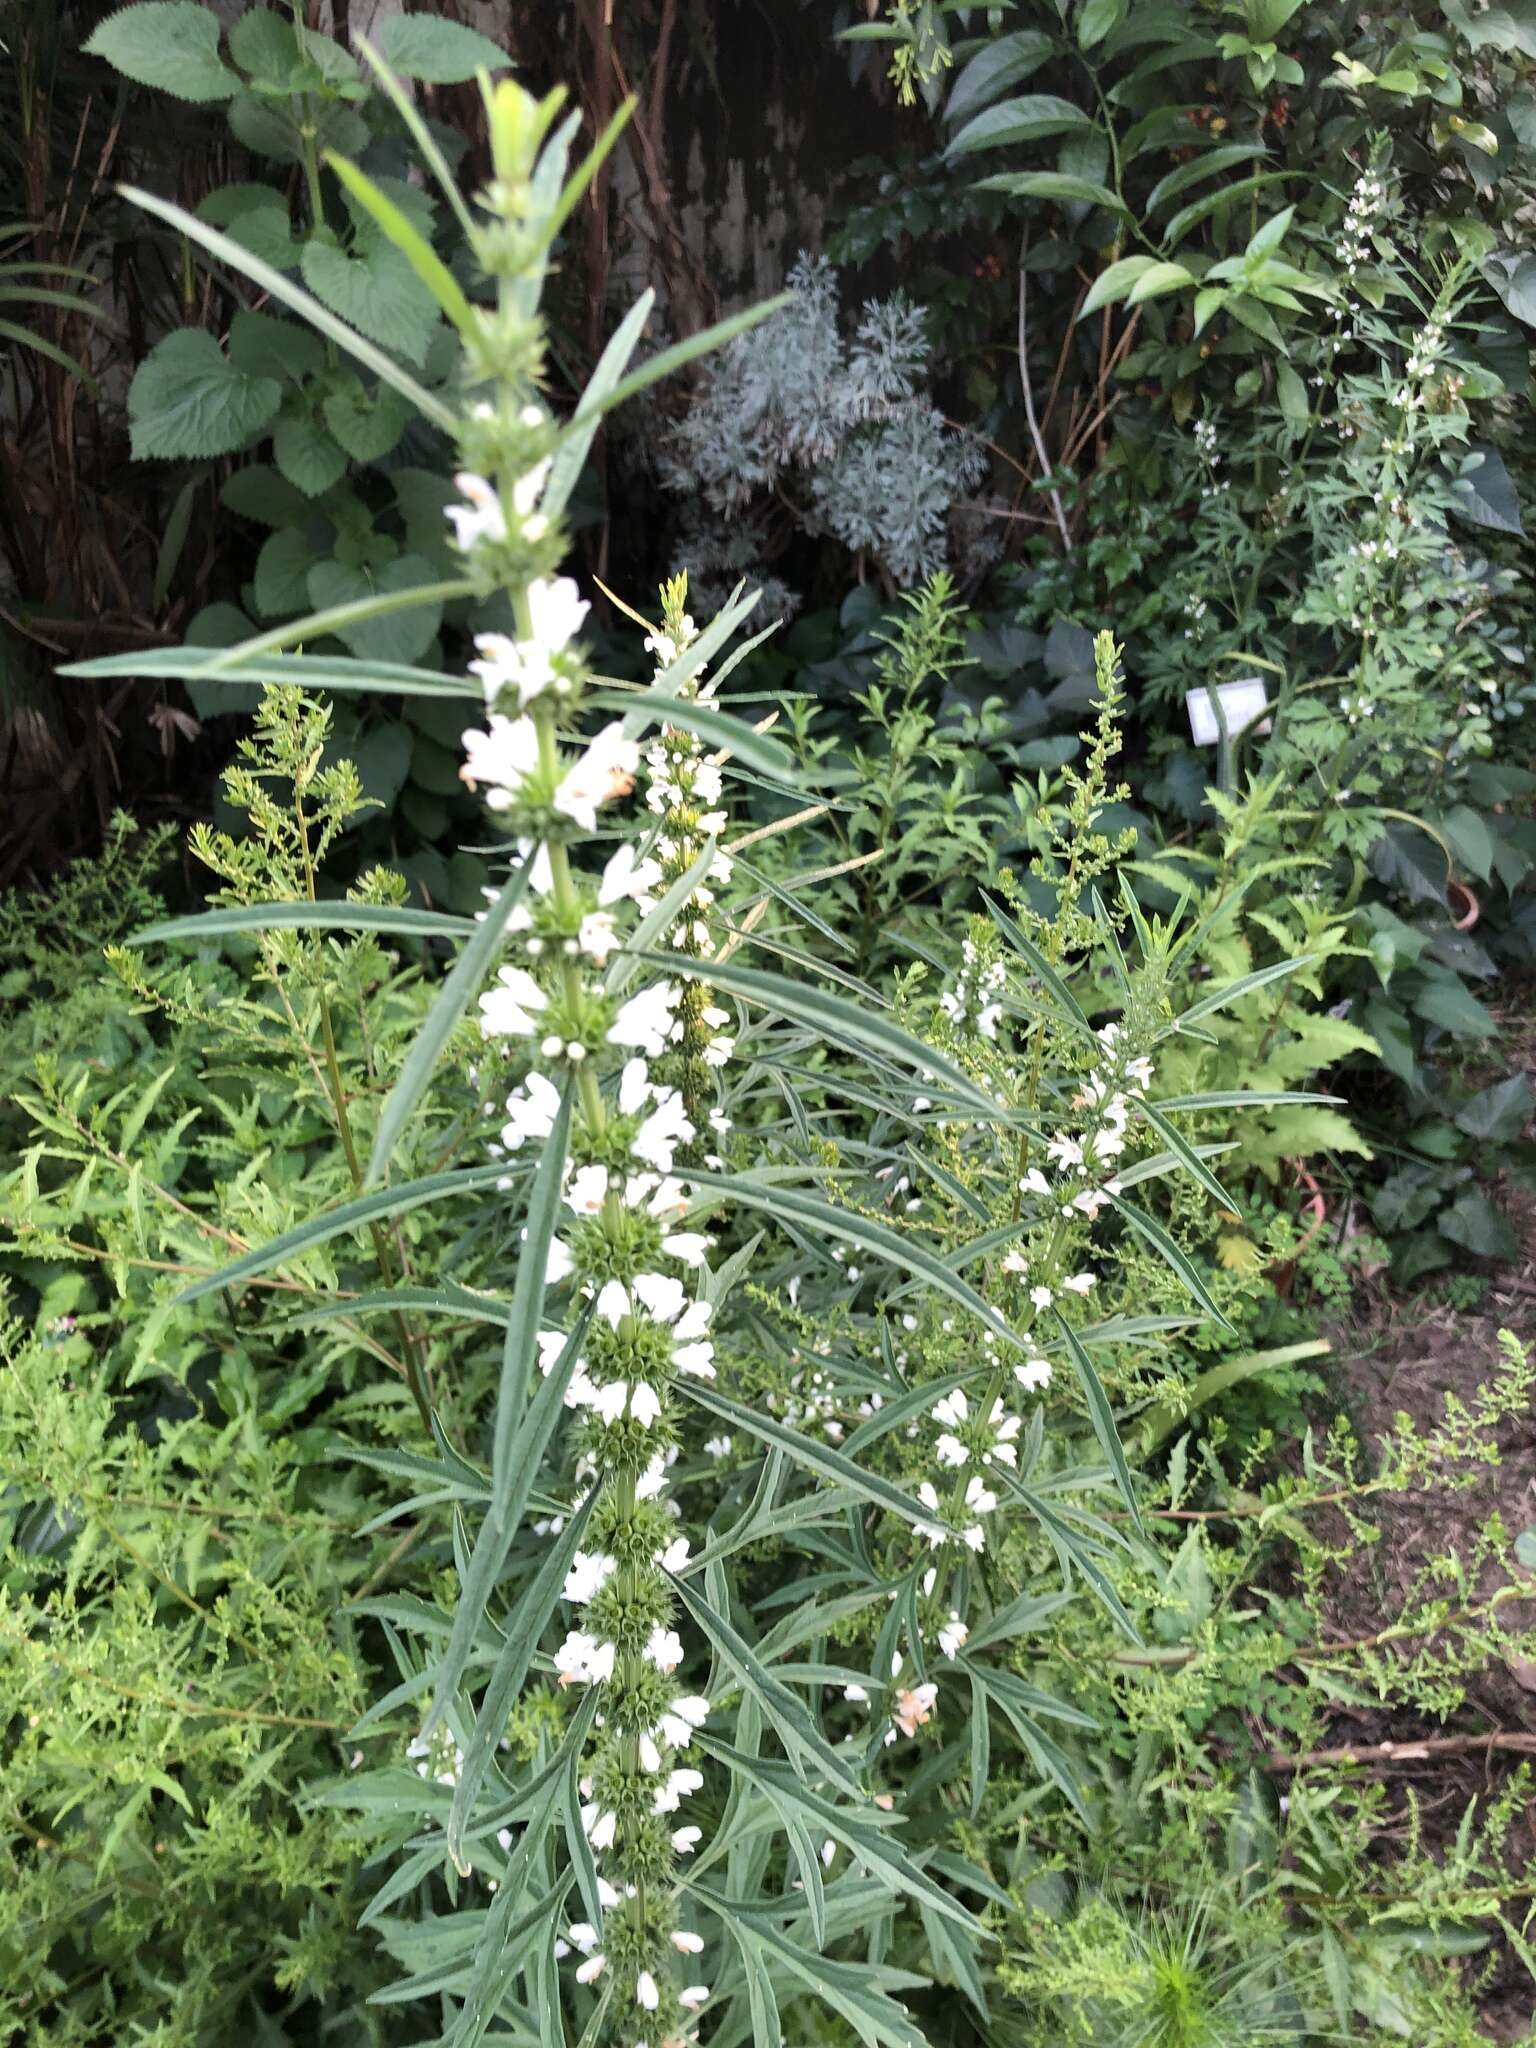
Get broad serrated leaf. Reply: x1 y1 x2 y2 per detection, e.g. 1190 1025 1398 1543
127 328 281 459
84 2 237 101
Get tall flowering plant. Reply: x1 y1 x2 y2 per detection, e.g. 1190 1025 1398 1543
69 54 1325 2048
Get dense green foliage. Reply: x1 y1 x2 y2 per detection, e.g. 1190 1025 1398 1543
1 4 1534 2046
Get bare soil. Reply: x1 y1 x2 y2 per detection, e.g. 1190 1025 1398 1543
1315 1184 1536 2039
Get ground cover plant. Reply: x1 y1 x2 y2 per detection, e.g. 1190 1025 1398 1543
1 5 1534 2048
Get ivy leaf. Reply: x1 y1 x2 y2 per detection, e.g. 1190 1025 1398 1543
376 14 512 81
301 233 440 368
272 412 348 497
127 328 281 459
83 2 238 101
306 554 444 664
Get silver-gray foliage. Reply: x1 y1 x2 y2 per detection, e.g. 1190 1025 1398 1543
662 255 987 605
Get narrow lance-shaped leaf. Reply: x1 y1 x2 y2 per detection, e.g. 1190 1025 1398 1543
325 149 477 336
586 686 796 780
368 856 535 1183
492 1082 576 1522
131 901 476 945
445 1487 597 1871
668 1568 866 1801
1108 1192 1233 1330
646 954 1004 1118
58 648 480 698
541 291 654 523
687 1172 1022 1346
1052 1309 1143 1532
173 1163 516 1303
200 576 476 675
422 1304 589 1748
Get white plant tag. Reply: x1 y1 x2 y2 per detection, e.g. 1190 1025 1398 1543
1185 676 1271 746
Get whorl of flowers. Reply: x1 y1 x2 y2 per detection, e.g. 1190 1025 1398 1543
429 96 736 2039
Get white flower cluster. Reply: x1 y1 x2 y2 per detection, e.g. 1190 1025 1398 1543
1333 167 1386 277
939 935 1007 1041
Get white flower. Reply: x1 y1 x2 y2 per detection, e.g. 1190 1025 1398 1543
584 1804 617 1850
645 1626 685 1673
1014 1357 1052 1393
502 1070 563 1150
554 722 640 832
636 1972 659 2011
653 1766 703 1813
460 714 539 805
679 1985 710 2011
633 1089 694 1173
656 1534 691 1573
892 1681 938 1737
1046 1133 1084 1171
1061 1272 1096 1295
608 981 679 1056
671 1296 716 1378
565 1164 610 1216
1001 1250 1030 1276
1030 1284 1054 1311
934 1433 967 1468
555 1630 615 1686
600 841 661 908
479 965 547 1038
671 1825 702 1854
577 911 621 963
672 1929 705 1955
965 1475 997 1517
633 1271 687 1323
446 471 506 551
931 1390 968 1431
574 1951 606 1985
562 1551 616 1605
656 1694 710 1748
662 1230 713 1268
938 1614 968 1658
703 1435 733 1457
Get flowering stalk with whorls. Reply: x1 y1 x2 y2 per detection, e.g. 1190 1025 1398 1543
456 553 744 2036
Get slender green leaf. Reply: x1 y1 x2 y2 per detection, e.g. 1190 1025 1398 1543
445 1488 596 1869
1107 1194 1233 1329
648 955 1003 1117
1052 1310 1142 1529
669 1569 864 1800
1169 955 1315 1030
541 291 653 522
58 648 479 697
688 1173 1020 1344
368 858 534 1182
173 1164 514 1303
131 901 475 945
325 150 475 335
